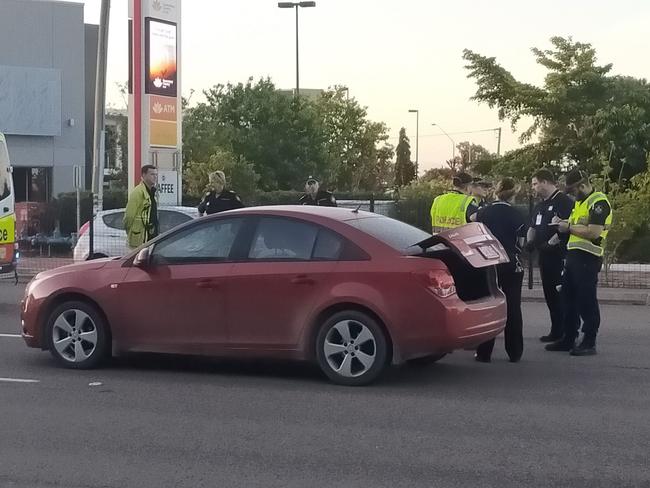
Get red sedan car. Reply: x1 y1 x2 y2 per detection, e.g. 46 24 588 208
21 206 508 385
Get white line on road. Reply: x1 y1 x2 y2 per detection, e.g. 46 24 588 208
0 333 21 338
0 377 40 383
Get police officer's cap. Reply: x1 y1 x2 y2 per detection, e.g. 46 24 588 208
453 172 474 187
565 169 589 190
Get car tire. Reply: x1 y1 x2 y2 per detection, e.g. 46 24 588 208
46 301 111 369
407 353 447 367
315 310 389 386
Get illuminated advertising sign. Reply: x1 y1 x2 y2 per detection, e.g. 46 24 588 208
145 18 177 97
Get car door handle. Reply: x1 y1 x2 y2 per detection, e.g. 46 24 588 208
196 280 220 289
291 275 315 285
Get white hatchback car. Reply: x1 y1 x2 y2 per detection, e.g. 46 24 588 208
73 206 199 262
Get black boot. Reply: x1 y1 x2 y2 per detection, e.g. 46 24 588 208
539 334 562 343
570 338 597 356
545 338 575 352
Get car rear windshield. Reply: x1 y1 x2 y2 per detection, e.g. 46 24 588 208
347 216 430 252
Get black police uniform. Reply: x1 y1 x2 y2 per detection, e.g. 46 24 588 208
556 194 611 350
529 189 574 340
148 185 159 239
197 190 244 215
474 201 527 362
299 190 337 207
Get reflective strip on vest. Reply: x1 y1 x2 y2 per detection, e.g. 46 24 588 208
567 192 612 257
430 193 473 232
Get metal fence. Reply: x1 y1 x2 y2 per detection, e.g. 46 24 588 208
2 196 649 289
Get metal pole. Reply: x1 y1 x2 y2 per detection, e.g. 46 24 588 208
415 111 419 176
92 0 110 213
496 127 502 156
295 5 300 97
528 193 534 290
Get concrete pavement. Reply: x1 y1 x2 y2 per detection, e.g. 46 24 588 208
0 282 649 487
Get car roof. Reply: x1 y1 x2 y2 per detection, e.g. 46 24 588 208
98 206 199 216
216 205 382 222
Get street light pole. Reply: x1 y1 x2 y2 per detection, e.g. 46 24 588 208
278 2 316 97
432 123 456 160
408 109 419 176
496 127 502 156
295 5 299 96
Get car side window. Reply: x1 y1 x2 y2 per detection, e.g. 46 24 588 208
313 229 343 260
159 210 193 234
248 217 318 261
102 212 125 230
152 218 243 265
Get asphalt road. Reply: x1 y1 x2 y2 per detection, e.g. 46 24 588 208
1 282 649 488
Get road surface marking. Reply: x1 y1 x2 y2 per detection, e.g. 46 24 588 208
0 377 40 383
0 334 21 338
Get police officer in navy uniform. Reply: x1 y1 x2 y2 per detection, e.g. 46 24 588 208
473 178 527 363
546 169 613 356
526 168 575 343
197 170 244 216
299 177 337 207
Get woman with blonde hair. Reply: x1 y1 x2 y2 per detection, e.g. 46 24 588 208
473 178 527 363
197 170 244 216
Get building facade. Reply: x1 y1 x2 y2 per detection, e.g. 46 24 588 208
0 0 87 202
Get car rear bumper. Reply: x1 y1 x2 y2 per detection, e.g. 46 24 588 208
397 292 507 361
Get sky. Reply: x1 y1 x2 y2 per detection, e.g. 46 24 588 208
71 0 649 173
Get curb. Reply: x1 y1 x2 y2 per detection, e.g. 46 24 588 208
522 291 650 306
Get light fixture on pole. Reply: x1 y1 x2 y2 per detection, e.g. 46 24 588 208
408 109 419 176
278 1 316 97
432 123 456 161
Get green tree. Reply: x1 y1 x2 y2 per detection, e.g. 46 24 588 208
188 78 328 191
315 86 393 191
463 36 650 180
183 148 260 201
394 128 416 186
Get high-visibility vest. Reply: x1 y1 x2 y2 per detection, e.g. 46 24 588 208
430 192 474 233
567 191 612 257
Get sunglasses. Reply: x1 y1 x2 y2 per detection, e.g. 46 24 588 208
306 180 318 186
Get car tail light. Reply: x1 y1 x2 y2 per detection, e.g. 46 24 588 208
414 269 456 298
78 221 90 237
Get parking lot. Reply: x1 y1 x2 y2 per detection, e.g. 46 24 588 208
1 281 649 488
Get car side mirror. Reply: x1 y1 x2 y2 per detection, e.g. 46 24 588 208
133 247 152 268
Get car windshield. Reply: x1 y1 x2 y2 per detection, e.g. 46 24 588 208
347 216 430 252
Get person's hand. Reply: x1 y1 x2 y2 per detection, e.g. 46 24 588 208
552 216 570 233
547 234 561 246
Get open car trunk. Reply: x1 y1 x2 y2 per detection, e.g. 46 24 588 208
412 223 510 302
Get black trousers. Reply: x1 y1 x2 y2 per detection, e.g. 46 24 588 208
477 266 524 360
538 252 565 338
560 252 602 344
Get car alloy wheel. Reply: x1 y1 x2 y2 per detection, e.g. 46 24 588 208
324 320 377 378
47 301 110 369
316 311 389 386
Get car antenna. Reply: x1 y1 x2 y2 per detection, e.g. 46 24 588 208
351 204 362 213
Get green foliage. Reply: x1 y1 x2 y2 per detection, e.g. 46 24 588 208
463 36 650 180
183 149 260 202
181 79 393 194
395 178 449 231
607 161 650 262
394 128 416 187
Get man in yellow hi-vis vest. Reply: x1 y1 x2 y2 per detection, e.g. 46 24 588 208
430 172 478 233
546 169 612 356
